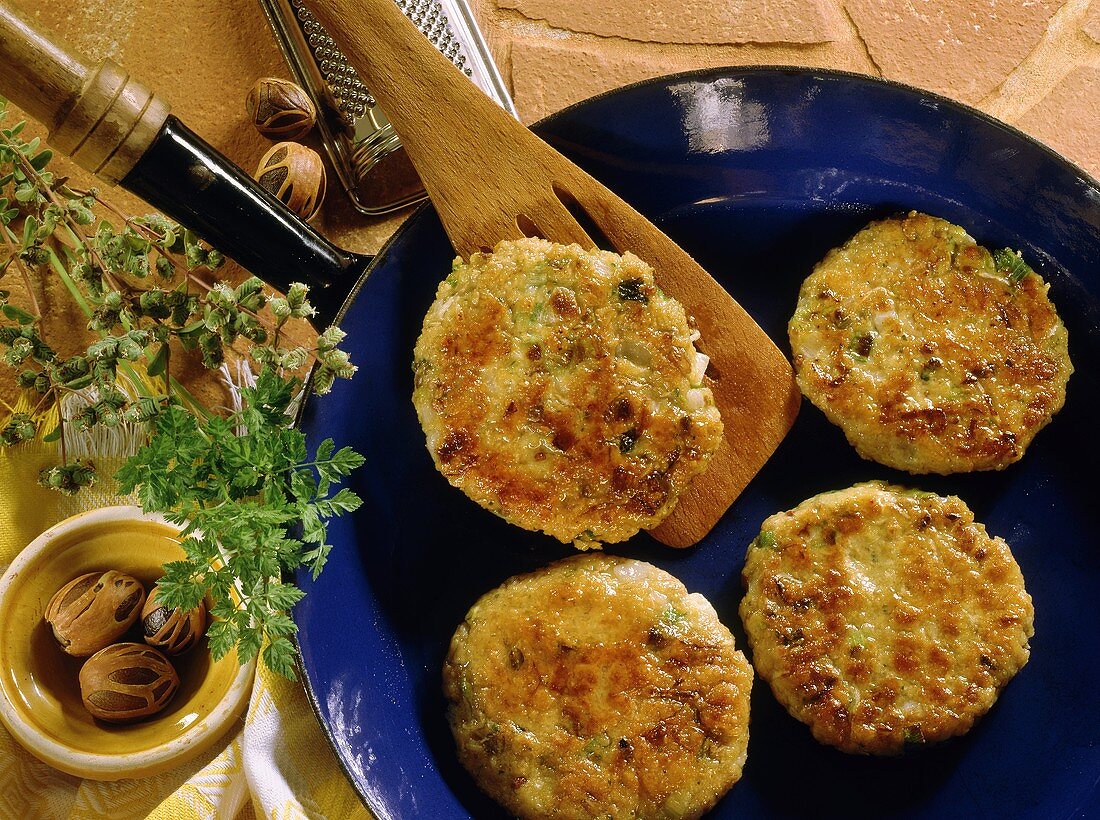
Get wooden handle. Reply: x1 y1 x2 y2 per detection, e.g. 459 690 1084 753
0 0 169 183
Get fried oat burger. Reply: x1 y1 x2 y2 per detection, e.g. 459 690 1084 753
789 212 1071 473
740 482 1033 755
443 554 753 819
412 238 723 547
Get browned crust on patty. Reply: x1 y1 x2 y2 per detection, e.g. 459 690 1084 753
740 482 1033 755
444 554 752 818
789 212 1072 473
413 239 723 546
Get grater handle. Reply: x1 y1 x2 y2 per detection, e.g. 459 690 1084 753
304 0 491 128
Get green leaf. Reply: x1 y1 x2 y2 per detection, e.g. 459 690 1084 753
314 438 335 462
263 612 297 638
236 625 263 664
68 200 94 225
146 343 169 377
21 215 37 247
326 488 362 514
261 637 298 680
14 182 36 203
29 149 52 171
206 618 237 661
304 543 332 579
993 248 1034 285
265 582 306 611
290 469 317 503
2 303 35 325
331 446 365 474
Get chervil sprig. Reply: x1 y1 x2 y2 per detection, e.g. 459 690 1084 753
116 369 364 678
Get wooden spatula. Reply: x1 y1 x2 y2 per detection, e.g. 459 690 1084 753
305 0 800 547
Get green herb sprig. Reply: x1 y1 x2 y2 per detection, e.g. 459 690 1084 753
0 99 362 677
993 247 1035 286
116 370 364 678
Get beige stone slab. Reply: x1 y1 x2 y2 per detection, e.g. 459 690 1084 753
497 0 840 45
510 38 861 123
1084 0 1100 42
844 0 1061 103
978 0 1097 125
1017 65 1100 178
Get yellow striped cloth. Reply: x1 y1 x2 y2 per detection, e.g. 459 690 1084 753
0 443 370 820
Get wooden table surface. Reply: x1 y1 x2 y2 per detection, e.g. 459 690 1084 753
4 0 1100 407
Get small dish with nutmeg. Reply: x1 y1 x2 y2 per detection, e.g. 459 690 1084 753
0 506 255 780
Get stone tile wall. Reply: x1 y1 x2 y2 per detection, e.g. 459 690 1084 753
480 0 1100 181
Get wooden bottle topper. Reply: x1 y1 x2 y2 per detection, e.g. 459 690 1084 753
306 0 801 547
0 1 169 184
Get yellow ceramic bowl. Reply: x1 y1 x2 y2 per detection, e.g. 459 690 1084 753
0 506 255 780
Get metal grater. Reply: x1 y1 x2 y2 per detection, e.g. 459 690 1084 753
258 0 516 215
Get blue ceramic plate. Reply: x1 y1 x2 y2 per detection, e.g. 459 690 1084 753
295 68 1100 819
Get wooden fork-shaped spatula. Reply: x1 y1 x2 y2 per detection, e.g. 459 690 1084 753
305 0 800 547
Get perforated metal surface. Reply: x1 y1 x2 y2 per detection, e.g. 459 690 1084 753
290 0 471 126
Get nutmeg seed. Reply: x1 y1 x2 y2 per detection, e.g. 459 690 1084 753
246 77 317 141
79 643 180 723
142 584 207 655
254 142 326 222
44 571 147 657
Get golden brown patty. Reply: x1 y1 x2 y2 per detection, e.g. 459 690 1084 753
443 554 753 819
740 482 1033 755
789 212 1071 473
412 238 723 547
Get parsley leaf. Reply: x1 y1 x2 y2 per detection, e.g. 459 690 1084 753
118 368 364 679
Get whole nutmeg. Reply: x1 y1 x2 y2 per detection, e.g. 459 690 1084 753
141 584 207 655
44 571 147 657
79 643 180 723
254 142 326 222
246 77 317 140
